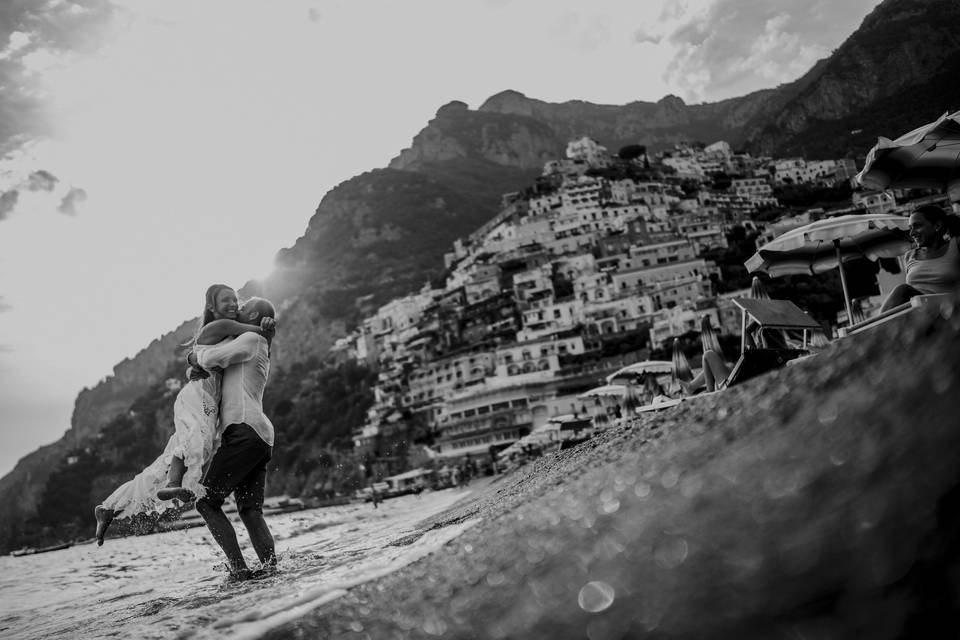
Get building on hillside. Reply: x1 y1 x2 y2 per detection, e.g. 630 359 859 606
648 303 722 348
433 387 535 459
662 156 703 179
852 190 896 215
528 192 563 216
684 226 729 254
731 177 773 197
404 349 496 415
699 191 779 216
566 136 610 168
517 299 580 341
492 335 587 379
580 297 651 335
628 239 698 268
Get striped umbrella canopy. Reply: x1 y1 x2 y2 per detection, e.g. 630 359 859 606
604 360 674 384
671 338 693 384
745 213 911 323
856 110 960 201
578 384 627 399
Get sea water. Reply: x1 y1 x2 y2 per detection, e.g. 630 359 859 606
0 486 480 639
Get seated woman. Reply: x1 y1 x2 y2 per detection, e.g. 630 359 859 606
880 205 960 312
682 320 794 395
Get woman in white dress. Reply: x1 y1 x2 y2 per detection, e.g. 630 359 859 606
94 284 274 545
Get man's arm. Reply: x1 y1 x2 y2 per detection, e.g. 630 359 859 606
196 332 263 369
198 318 276 346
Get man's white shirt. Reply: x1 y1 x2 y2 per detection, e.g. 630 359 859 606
197 332 274 446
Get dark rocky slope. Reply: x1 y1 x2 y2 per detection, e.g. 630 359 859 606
265 298 960 640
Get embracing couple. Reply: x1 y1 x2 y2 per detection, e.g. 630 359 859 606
95 284 279 582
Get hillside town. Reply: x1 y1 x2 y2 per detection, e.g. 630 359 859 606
327 135 939 483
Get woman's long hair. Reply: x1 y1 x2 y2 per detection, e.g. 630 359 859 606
914 204 960 237
183 283 233 348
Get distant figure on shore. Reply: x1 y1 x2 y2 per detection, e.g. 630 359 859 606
881 205 960 311
93 285 275 546
191 296 280 582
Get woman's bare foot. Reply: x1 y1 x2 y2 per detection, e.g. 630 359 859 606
156 485 196 502
94 506 115 546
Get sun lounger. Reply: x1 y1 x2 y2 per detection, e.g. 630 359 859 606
707 298 821 391
838 293 951 338
717 347 809 390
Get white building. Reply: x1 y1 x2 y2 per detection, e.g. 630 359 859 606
566 136 610 167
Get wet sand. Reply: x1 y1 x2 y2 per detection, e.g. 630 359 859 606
263 298 960 639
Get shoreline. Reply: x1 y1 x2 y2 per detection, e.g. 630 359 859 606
257 299 960 639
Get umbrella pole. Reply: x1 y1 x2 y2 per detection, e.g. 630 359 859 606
835 240 854 325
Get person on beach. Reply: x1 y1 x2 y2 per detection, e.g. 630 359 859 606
190 296 279 582
880 205 960 311
94 285 275 546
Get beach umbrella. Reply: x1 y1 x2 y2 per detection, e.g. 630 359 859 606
699 315 724 356
578 384 627 399
745 213 911 323
604 360 674 384
750 276 771 300
671 338 693 384
856 110 960 202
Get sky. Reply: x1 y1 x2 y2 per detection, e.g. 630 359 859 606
0 0 881 477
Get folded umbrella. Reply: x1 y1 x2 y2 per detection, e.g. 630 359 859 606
856 110 960 201
671 338 693 384
750 276 771 300
699 315 724 357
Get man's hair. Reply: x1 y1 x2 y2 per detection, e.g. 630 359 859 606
244 297 276 319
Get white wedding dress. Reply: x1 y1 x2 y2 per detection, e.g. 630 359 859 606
100 344 222 518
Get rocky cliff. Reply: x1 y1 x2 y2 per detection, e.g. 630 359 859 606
744 0 960 156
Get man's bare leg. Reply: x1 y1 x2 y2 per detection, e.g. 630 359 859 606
239 508 276 568
157 456 195 502
196 499 248 576
94 505 115 546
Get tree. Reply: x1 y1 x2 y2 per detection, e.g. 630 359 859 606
617 144 647 161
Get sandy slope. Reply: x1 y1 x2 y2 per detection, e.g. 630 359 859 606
264 297 960 640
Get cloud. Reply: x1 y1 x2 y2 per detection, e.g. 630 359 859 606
0 190 18 219
655 0 881 101
58 186 86 215
27 168 58 191
0 0 116 156
0 296 11 313
632 26 662 46
548 12 613 54
0 166 84 219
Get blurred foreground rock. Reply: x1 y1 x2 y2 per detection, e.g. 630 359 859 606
266 298 960 639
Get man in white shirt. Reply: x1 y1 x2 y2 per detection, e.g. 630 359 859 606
189 297 278 581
